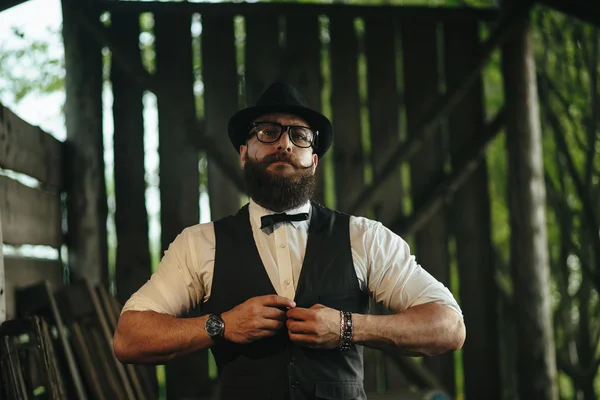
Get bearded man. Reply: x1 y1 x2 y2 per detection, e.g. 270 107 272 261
113 82 466 400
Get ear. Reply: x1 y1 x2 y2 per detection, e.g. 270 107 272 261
312 154 319 172
240 144 248 166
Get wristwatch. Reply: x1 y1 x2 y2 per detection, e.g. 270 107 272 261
205 314 225 340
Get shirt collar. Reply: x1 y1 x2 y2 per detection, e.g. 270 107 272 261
249 199 311 232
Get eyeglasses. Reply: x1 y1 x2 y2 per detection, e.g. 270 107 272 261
249 121 318 149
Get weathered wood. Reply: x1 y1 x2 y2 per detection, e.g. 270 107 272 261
348 1 533 216
365 16 402 224
244 15 281 106
0 176 62 247
0 209 5 323
15 281 88 400
329 14 363 213
110 12 153 306
61 0 108 285
392 108 506 236
444 19 501 400
154 12 211 400
401 21 454 394
282 13 326 204
3 256 63 320
0 103 63 188
501 0 558 398
75 5 245 193
202 13 243 220
99 1 499 21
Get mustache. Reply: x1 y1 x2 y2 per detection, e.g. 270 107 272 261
257 152 311 169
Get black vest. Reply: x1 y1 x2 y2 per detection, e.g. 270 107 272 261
202 202 369 400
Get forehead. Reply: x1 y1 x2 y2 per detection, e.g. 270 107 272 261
253 113 310 127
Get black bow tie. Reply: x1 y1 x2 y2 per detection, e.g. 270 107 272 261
260 212 309 230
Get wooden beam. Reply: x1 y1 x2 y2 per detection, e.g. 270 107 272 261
348 0 532 216
538 0 600 27
0 103 63 189
3 256 64 320
0 0 28 13
0 209 5 323
0 176 62 248
392 108 505 236
74 6 246 193
62 0 108 286
97 1 500 21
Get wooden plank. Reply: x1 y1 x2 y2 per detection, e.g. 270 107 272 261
244 14 281 106
3 256 63 321
282 13 326 204
329 14 363 212
0 103 63 188
0 176 62 247
61 0 108 286
99 2 500 22
347 2 533 215
0 209 5 323
365 15 402 224
444 19 501 400
401 21 454 394
154 12 211 400
110 12 153 306
201 13 243 220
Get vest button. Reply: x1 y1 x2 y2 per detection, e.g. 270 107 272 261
291 381 299 389
289 357 296 365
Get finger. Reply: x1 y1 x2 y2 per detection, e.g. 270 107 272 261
259 318 286 331
261 307 287 321
259 294 296 309
286 320 313 334
288 333 317 347
286 307 312 321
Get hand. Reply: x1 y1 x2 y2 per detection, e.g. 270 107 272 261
286 304 340 349
221 295 296 344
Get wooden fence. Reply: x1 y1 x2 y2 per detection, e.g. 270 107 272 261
0 103 65 322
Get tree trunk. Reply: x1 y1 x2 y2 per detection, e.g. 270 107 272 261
501 1 558 399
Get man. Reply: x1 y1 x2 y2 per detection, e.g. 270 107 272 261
113 82 465 400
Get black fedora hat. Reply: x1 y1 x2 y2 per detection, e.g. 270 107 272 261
228 82 333 158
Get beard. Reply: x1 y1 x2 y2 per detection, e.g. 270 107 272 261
243 151 316 212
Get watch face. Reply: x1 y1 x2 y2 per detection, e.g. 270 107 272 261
205 315 224 337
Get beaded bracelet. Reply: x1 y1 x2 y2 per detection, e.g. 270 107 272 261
339 311 353 351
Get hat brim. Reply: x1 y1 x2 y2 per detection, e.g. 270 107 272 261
228 105 333 158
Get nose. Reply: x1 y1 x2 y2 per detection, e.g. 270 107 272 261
276 129 293 152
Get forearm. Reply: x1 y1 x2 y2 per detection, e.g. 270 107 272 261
113 310 212 364
352 302 465 357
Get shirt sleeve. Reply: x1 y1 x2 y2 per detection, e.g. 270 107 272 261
121 224 214 316
350 216 462 317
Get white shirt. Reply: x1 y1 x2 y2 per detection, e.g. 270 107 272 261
122 200 462 317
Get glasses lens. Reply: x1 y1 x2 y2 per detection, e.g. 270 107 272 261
255 123 282 143
289 127 314 148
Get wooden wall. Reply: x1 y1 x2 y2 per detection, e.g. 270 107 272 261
0 103 65 322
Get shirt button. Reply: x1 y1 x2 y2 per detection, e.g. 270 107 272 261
284 279 291 286
280 244 286 248
289 357 296 365
291 381 299 389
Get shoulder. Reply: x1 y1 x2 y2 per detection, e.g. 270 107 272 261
179 221 216 248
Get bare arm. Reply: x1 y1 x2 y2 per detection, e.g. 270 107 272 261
113 294 296 364
113 311 212 364
287 302 465 357
352 302 465 356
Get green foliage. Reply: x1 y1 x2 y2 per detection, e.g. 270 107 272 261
0 26 64 103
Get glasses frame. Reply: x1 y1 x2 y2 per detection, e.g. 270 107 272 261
248 121 319 149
